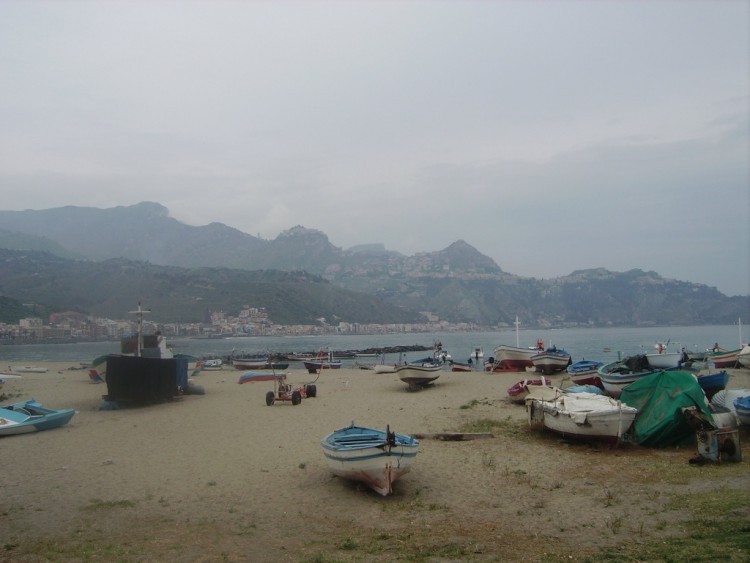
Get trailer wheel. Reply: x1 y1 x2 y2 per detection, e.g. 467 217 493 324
291 390 302 405
306 384 317 398
265 391 275 406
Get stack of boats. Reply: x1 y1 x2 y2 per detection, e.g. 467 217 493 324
491 331 750 443
596 353 731 400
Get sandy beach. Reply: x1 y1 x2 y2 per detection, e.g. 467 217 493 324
1 362 748 561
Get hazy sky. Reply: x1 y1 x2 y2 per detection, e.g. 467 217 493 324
1 1 748 297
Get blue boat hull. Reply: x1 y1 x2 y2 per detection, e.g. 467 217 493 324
697 371 729 401
0 400 76 437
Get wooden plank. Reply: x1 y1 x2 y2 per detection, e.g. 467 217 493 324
410 432 494 441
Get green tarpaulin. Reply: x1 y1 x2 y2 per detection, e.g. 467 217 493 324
620 370 712 447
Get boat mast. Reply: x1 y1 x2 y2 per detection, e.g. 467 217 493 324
128 302 151 357
739 317 743 348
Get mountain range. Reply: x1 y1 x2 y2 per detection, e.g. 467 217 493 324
0 202 746 326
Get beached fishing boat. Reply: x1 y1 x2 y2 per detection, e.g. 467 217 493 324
507 377 550 404
490 345 539 371
396 363 442 391
321 422 419 496
0 399 76 436
645 344 684 369
566 360 604 386
597 356 658 398
232 356 270 370
450 361 474 372
705 348 741 369
303 355 342 372
711 388 750 416
487 317 542 372
525 389 637 445
531 347 571 375
696 371 729 401
10 366 48 373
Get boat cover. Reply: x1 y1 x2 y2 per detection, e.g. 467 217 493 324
620 370 713 447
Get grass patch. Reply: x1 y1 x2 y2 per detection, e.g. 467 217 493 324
594 486 750 561
82 499 136 511
3 537 138 560
459 399 481 410
458 416 520 434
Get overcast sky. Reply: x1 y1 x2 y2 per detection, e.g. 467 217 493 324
1 1 748 297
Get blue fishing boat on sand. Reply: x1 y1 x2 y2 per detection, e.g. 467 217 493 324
696 370 729 401
0 400 76 437
321 422 419 496
566 360 604 386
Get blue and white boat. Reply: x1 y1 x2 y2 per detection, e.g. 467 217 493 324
696 370 729 401
531 347 571 375
566 360 604 386
321 422 419 496
0 400 76 437
597 356 658 398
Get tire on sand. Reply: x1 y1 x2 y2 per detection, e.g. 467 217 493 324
265 391 275 406
291 390 302 405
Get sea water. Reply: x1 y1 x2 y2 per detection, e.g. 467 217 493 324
0 325 744 365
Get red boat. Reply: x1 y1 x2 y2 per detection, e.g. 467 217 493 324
507 377 551 404
706 348 741 369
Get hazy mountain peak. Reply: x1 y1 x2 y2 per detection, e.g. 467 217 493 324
278 225 329 240
428 240 504 273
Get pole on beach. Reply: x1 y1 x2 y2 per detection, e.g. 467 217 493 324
128 302 151 357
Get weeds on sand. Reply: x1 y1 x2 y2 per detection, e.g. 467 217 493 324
4 536 136 561
82 499 136 511
594 486 750 561
603 486 618 507
605 514 624 534
481 452 496 470
459 399 479 409
458 416 521 434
